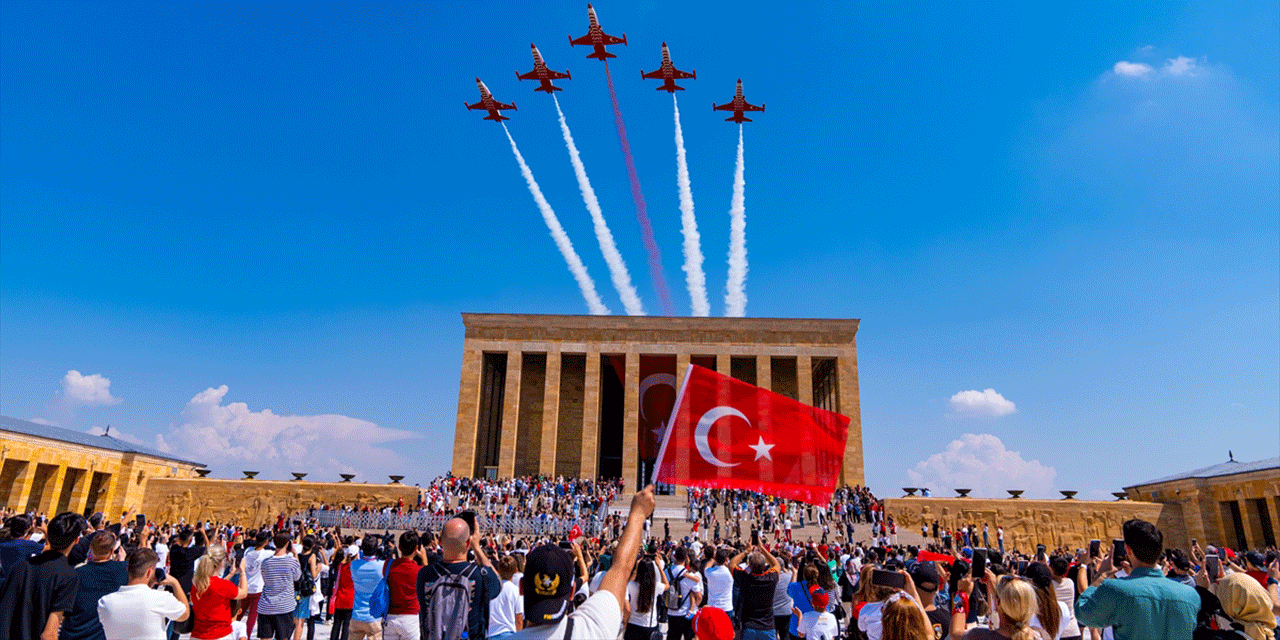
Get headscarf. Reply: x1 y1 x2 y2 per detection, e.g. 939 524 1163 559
1217 573 1276 640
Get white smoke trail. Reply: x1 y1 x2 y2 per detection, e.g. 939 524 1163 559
552 95 645 316
725 125 747 317
501 123 609 315
674 95 710 317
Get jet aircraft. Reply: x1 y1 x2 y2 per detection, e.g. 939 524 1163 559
569 4 626 60
641 42 695 92
713 79 765 123
517 44 571 93
465 78 517 122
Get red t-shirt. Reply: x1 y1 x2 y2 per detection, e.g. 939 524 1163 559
387 557 421 615
191 575 240 639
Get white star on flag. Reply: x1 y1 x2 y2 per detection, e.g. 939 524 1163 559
748 436 775 461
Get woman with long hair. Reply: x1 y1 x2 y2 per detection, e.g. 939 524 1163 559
624 554 668 640
880 592 932 640
293 535 320 640
190 544 248 640
953 571 1047 640
1021 563 1063 639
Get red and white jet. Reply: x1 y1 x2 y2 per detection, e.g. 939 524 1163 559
641 42 695 92
465 78 517 122
713 79 765 123
569 4 626 60
517 44 571 93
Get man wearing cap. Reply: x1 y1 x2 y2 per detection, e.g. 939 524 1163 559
507 485 656 639
910 561 948 639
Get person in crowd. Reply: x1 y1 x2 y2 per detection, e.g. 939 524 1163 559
295 535 322 640
488 555 524 639
97 547 190 640
416 517 500 640
0 514 45 583
67 513 106 568
880 591 932 640
1213 572 1276 640
505 484 655 639
258 531 303 640
191 544 248 640
1046 556 1080 640
854 564 895 640
1076 519 1198 640
327 547 354 640
243 531 272 638
910 560 950 639
382 531 420 640
0 511 86 640
692 606 735 640
772 553 795 640
62 531 129 640
950 571 1039 640
795 585 839 640
664 545 705 640
730 544 783 640
623 554 666 640
1020 563 1063 640
704 547 736 626
169 527 205 595
348 536 385 640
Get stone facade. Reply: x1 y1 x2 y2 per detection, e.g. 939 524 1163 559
451 314 863 490
1 418 201 518
141 477 420 526
1124 457 1280 551
884 497 1172 552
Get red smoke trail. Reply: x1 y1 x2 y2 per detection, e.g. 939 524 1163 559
605 62 674 316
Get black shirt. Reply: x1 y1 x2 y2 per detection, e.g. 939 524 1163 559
169 544 204 592
0 550 80 640
732 569 780 631
61 560 128 640
416 560 500 639
926 607 950 639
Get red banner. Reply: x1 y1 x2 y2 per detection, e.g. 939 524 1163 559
655 365 850 505
638 356 677 460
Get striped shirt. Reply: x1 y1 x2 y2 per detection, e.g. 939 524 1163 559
258 554 301 615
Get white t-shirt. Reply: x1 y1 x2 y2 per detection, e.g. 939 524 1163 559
153 542 169 569
506 591 623 639
799 610 839 640
1054 578 1079 629
1029 601 1073 640
98 584 188 640
704 564 734 612
666 564 703 618
488 580 524 638
244 547 269 594
626 563 663 628
857 600 884 640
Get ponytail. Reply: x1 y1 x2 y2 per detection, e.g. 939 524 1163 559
193 544 227 596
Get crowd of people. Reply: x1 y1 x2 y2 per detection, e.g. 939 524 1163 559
0 475 1278 640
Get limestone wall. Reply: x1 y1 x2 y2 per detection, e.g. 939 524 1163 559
883 497 1176 552
142 477 420 526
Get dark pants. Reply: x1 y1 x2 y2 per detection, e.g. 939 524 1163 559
330 609 352 640
774 615 792 640
625 623 658 640
258 612 294 640
667 615 695 640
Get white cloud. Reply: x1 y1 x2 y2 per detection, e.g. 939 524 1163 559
1138 45 1155 53
906 433 1056 498
160 385 421 480
948 388 1017 417
1163 56 1198 77
1113 61 1153 77
60 370 122 407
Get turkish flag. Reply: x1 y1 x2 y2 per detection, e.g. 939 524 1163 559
655 365 850 505
569 524 583 541
638 356 678 460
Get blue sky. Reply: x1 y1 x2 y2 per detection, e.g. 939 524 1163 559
2 2 1276 498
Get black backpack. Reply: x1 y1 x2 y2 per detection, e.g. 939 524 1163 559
295 553 316 597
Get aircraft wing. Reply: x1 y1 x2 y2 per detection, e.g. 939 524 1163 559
712 102 735 112
466 100 485 110
493 100 517 111
569 34 594 46
742 102 765 112
600 33 625 45
517 70 540 81
545 69 571 80
673 69 695 80
641 69 665 80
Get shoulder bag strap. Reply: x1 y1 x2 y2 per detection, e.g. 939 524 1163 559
562 615 575 640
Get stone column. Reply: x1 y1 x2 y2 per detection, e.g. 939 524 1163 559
1241 499 1265 549
39 465 68 515
451 349 484 477
837 350 865 487
68 468 92 516
540 351 562 475
716 354 731 377
757 356 772 392
580 353 602 479
497 352 524 479
621 354 640 490
12 461 37 514
797 355 814 405
676 353 692 388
